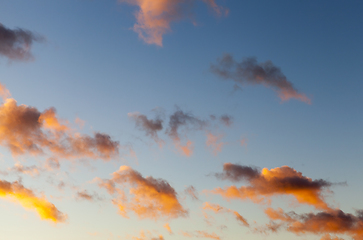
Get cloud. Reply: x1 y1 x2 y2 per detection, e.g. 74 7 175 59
164 223 173 234
0 84 121 161
184 185 199 200
220 115 233 127
206 132 226 155
166 109 207 156
210 54 311 103
128 112 164 147
130 108 232 156
0 23 44 61
263 208 363 240
203 202 249 227
130 230 164 240
0 179 67 222
4 163 42 177
76 190 102 201
179 230 221 240
119 0 227 46
98 165 188 220
211 163 332 209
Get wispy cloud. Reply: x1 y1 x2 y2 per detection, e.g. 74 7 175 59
184 185 199 201
118 0 228 46
212 163 333 209
0 23 44 61
0 179 67 222
203 202 249 227
211 54 311 103
97 166 188 220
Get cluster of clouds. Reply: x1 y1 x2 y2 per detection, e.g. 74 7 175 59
129 109 233 156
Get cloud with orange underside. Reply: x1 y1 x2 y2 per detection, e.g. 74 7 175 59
0 179 66 222
0 83 121 161
119 0 228 46
203 202 249 227
262 207 363 240
211 163 332 209
98 165 188 220
211 54 311 104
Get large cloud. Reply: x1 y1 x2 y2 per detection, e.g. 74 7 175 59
119 0 227 46
211 54 311 103
211 163 332 209
0 179 67 222
98 166 188 220
0 83 120 161
263 208 363 240
0 23 44 61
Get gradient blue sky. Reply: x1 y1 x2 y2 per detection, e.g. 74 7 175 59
0 1 362 240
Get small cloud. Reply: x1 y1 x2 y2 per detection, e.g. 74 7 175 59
0 23 45 61
211 54 311 103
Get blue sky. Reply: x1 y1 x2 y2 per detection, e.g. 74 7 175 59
0 0 362 239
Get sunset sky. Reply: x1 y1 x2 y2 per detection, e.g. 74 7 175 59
0 1 362 240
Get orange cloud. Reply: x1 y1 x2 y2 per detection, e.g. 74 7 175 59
98 166 188 220
164 223 173 234
211 163 332 209
203 202 249 227
130 230 164 240
179 230 221 240
119 0 227 46
0 179 67 222
211 54 311 104
0 84 120 161
264 208 363 240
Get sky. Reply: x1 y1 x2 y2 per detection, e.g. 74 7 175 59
0 0 362 239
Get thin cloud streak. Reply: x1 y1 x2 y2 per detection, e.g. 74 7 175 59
211 54 311 103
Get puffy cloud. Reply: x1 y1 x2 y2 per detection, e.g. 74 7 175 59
0 23 44 61
184 185 199 200
119 0 227 46
0 84 120 161
211 54 311 103
128 112 164 147
203 202 249 227
0 179 67 222
98 166 188 220
212 163 332 209
264 208 363 240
